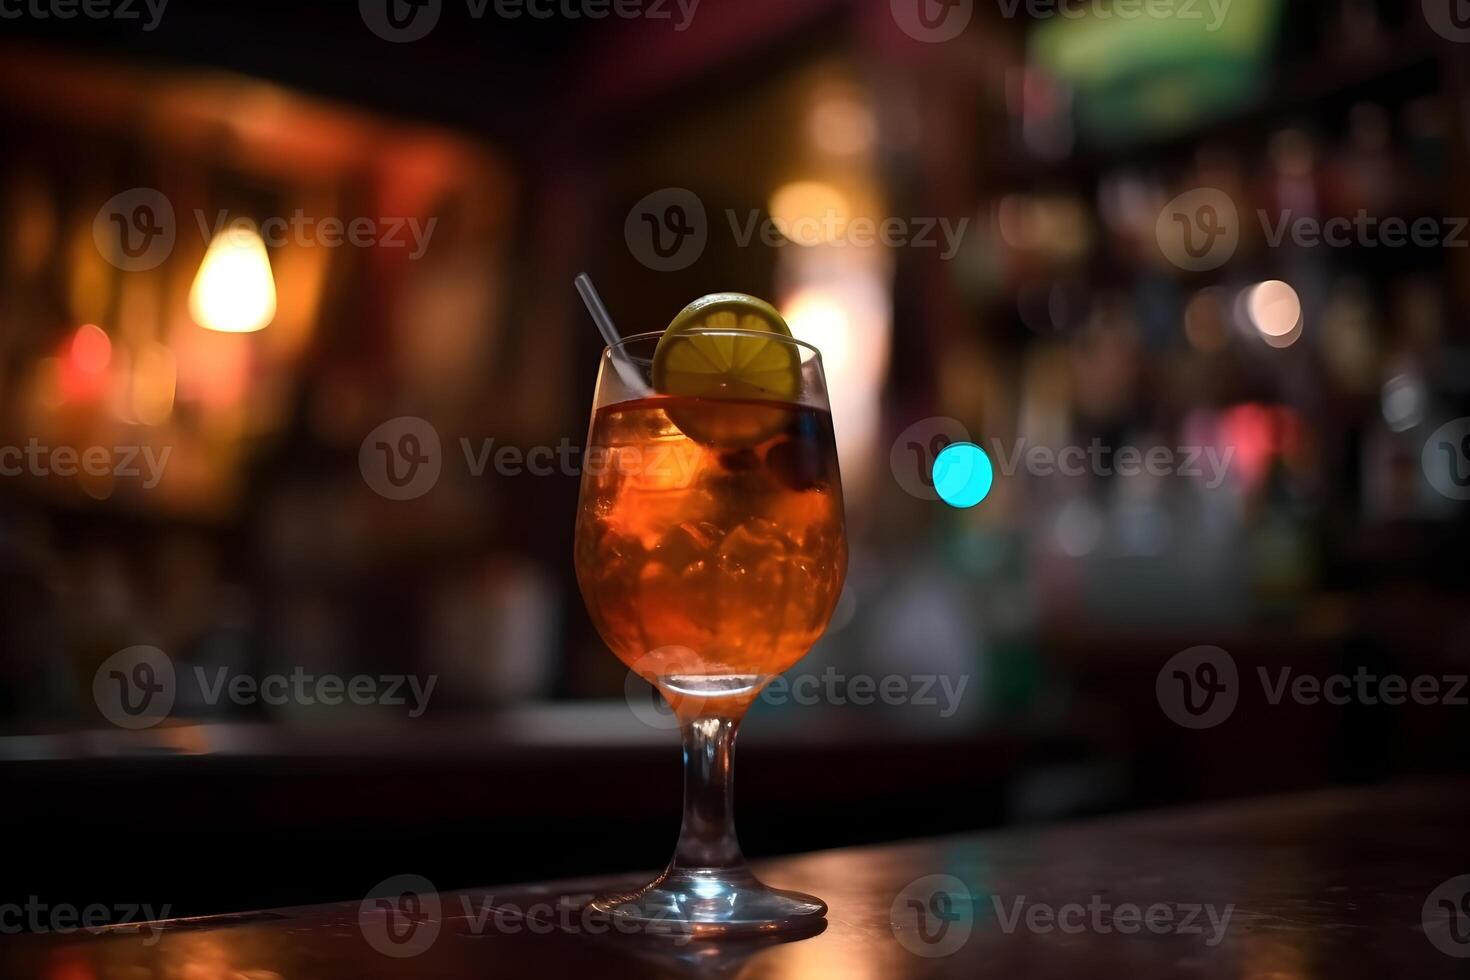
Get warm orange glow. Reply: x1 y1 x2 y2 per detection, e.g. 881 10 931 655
70 323 111 374
189 225 277 333
32 357 63 411
782 289 852 381
576 396 845 718
132 342 178 425
778 268 892 500
809 90 876 157
768 181 850 246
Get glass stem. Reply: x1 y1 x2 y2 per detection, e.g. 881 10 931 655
670 715 747 872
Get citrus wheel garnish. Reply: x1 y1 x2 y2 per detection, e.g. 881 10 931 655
651 293 803 447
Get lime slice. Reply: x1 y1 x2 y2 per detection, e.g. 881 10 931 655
652 293 799 402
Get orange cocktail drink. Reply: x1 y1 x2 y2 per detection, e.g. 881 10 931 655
575 393 845 715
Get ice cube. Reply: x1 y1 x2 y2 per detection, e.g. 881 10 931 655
716 519 792 577
655 520 722 571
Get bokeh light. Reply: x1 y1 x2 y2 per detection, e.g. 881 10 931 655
1246 280 1303 348
932 443 994 509
69 323 111 374
189 225 278 333
768 180 850 247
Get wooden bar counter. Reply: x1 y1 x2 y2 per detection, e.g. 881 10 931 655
7 779 1469 978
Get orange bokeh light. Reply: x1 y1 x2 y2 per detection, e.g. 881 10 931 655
69 323 111 374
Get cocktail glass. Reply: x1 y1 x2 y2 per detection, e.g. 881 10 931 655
574 329 846 936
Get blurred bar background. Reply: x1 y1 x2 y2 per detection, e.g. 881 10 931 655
1 0 1468 920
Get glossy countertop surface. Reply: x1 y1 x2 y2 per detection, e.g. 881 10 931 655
9 778 1470 978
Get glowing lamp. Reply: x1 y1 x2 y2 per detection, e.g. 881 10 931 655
188 225 277 333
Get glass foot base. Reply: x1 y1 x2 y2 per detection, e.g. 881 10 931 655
590 867 826 938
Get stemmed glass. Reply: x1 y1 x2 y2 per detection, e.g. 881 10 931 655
573 329 846 936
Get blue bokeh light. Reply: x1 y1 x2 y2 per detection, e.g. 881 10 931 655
933 442 994 508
